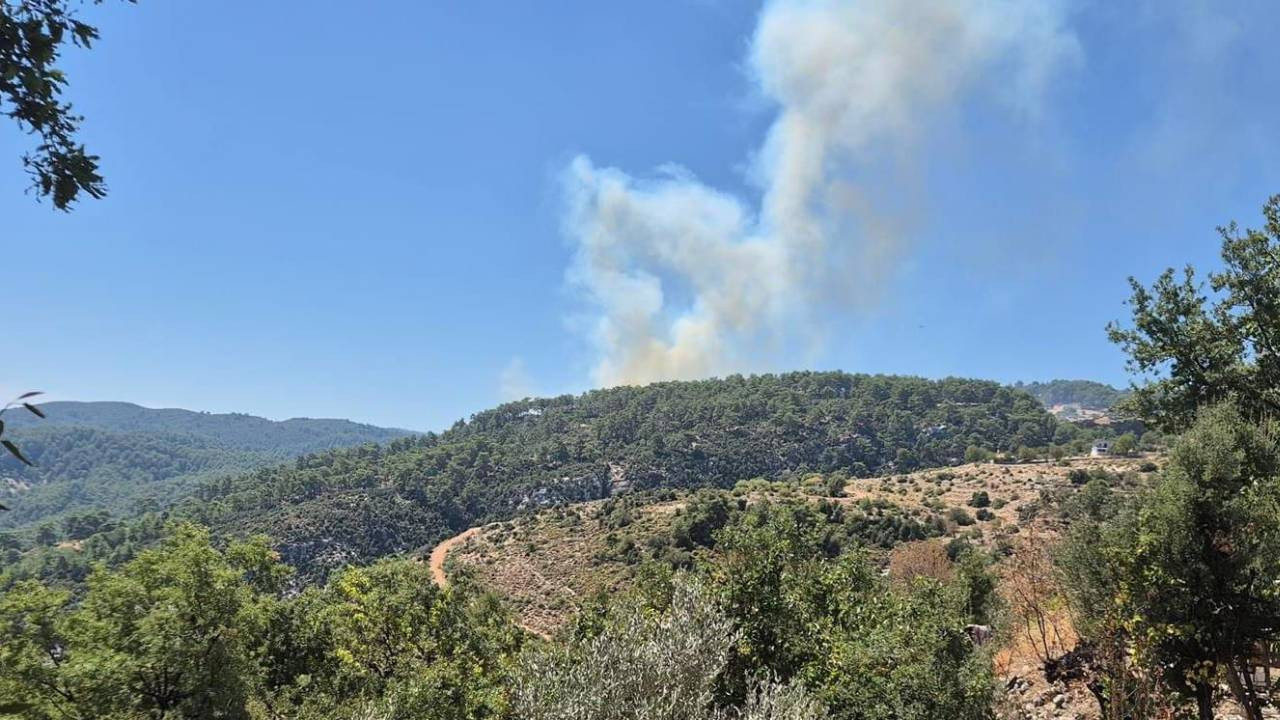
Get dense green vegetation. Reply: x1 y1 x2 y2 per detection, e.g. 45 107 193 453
1037 196 1280 720
159 372 1059 578
1061 405 1280 720
0 402 413 532
1012 379 1127 410
5 196 1278 720
1 501 997 720
2 401 412 452
585 486 943 573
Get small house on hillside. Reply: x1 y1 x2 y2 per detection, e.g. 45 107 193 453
1090 440 1110 458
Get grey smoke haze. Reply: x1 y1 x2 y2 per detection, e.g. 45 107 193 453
563 0 1080 388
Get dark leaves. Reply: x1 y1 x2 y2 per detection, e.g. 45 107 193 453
0 1 123 209
1109 195 1280 431
0 390 45 471
3 439 32 466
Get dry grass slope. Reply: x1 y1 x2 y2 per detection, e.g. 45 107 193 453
434 455 1155 637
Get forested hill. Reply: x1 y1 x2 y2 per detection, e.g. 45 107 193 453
1013 379 1128 410
4 401 412 452
0 402 415 531
178 372 1062 577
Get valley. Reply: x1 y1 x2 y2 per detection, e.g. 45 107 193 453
4 2 1276 716
0 376 1216 720
0 401 414 533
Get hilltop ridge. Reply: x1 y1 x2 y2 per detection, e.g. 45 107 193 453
0 401 415 531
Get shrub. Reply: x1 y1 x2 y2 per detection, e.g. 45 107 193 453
512 576 733 720
947 507 975 526
822 475 846 498
1110 433 1138 456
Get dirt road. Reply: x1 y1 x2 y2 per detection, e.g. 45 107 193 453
428 526 480 587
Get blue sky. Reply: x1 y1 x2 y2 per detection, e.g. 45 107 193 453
2 0 1278 431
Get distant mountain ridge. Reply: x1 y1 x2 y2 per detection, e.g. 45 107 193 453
4 401 413 452
1 401 416 531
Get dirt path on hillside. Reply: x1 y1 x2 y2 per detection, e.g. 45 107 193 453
428 526 480 587
428 524 553 639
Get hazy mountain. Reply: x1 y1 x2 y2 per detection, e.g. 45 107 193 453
0 401 415 531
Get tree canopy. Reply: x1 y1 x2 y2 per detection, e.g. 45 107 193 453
0 403 413 532
0 502 999 720
1109 195 1280 431
1060 404 1280 720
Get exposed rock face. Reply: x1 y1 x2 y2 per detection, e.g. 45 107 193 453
608 463 631 494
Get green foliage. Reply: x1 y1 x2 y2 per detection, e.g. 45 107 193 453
0 499 999 720
0 375 1053 717
3 401 412 450
60 508 114 539
1013 380 1128 410
671 491 736 550
513 575 733 720
516 573 829 720
1109 196 1280 431
1060 404 1280 720
951 548 999 625
1109 432 1137 456
821 473 846 498
169 372 1055 579
0 1 127 209
1063 477 1116 523
3 375 1064 585
968 490 990 508
271 559 521 719
0 402 412 532
0 523 520 720
1067 468 1091 485
0 392 45 504
0 524 278 719
710 503 994 719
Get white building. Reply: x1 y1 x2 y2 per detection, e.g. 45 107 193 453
1090 440 1111 458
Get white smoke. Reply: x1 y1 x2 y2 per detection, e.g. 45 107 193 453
499 357 535 402
564 0 1080 388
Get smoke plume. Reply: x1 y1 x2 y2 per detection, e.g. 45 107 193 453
564 0 1079 387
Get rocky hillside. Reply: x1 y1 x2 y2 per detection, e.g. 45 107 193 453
176 372 1068 578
